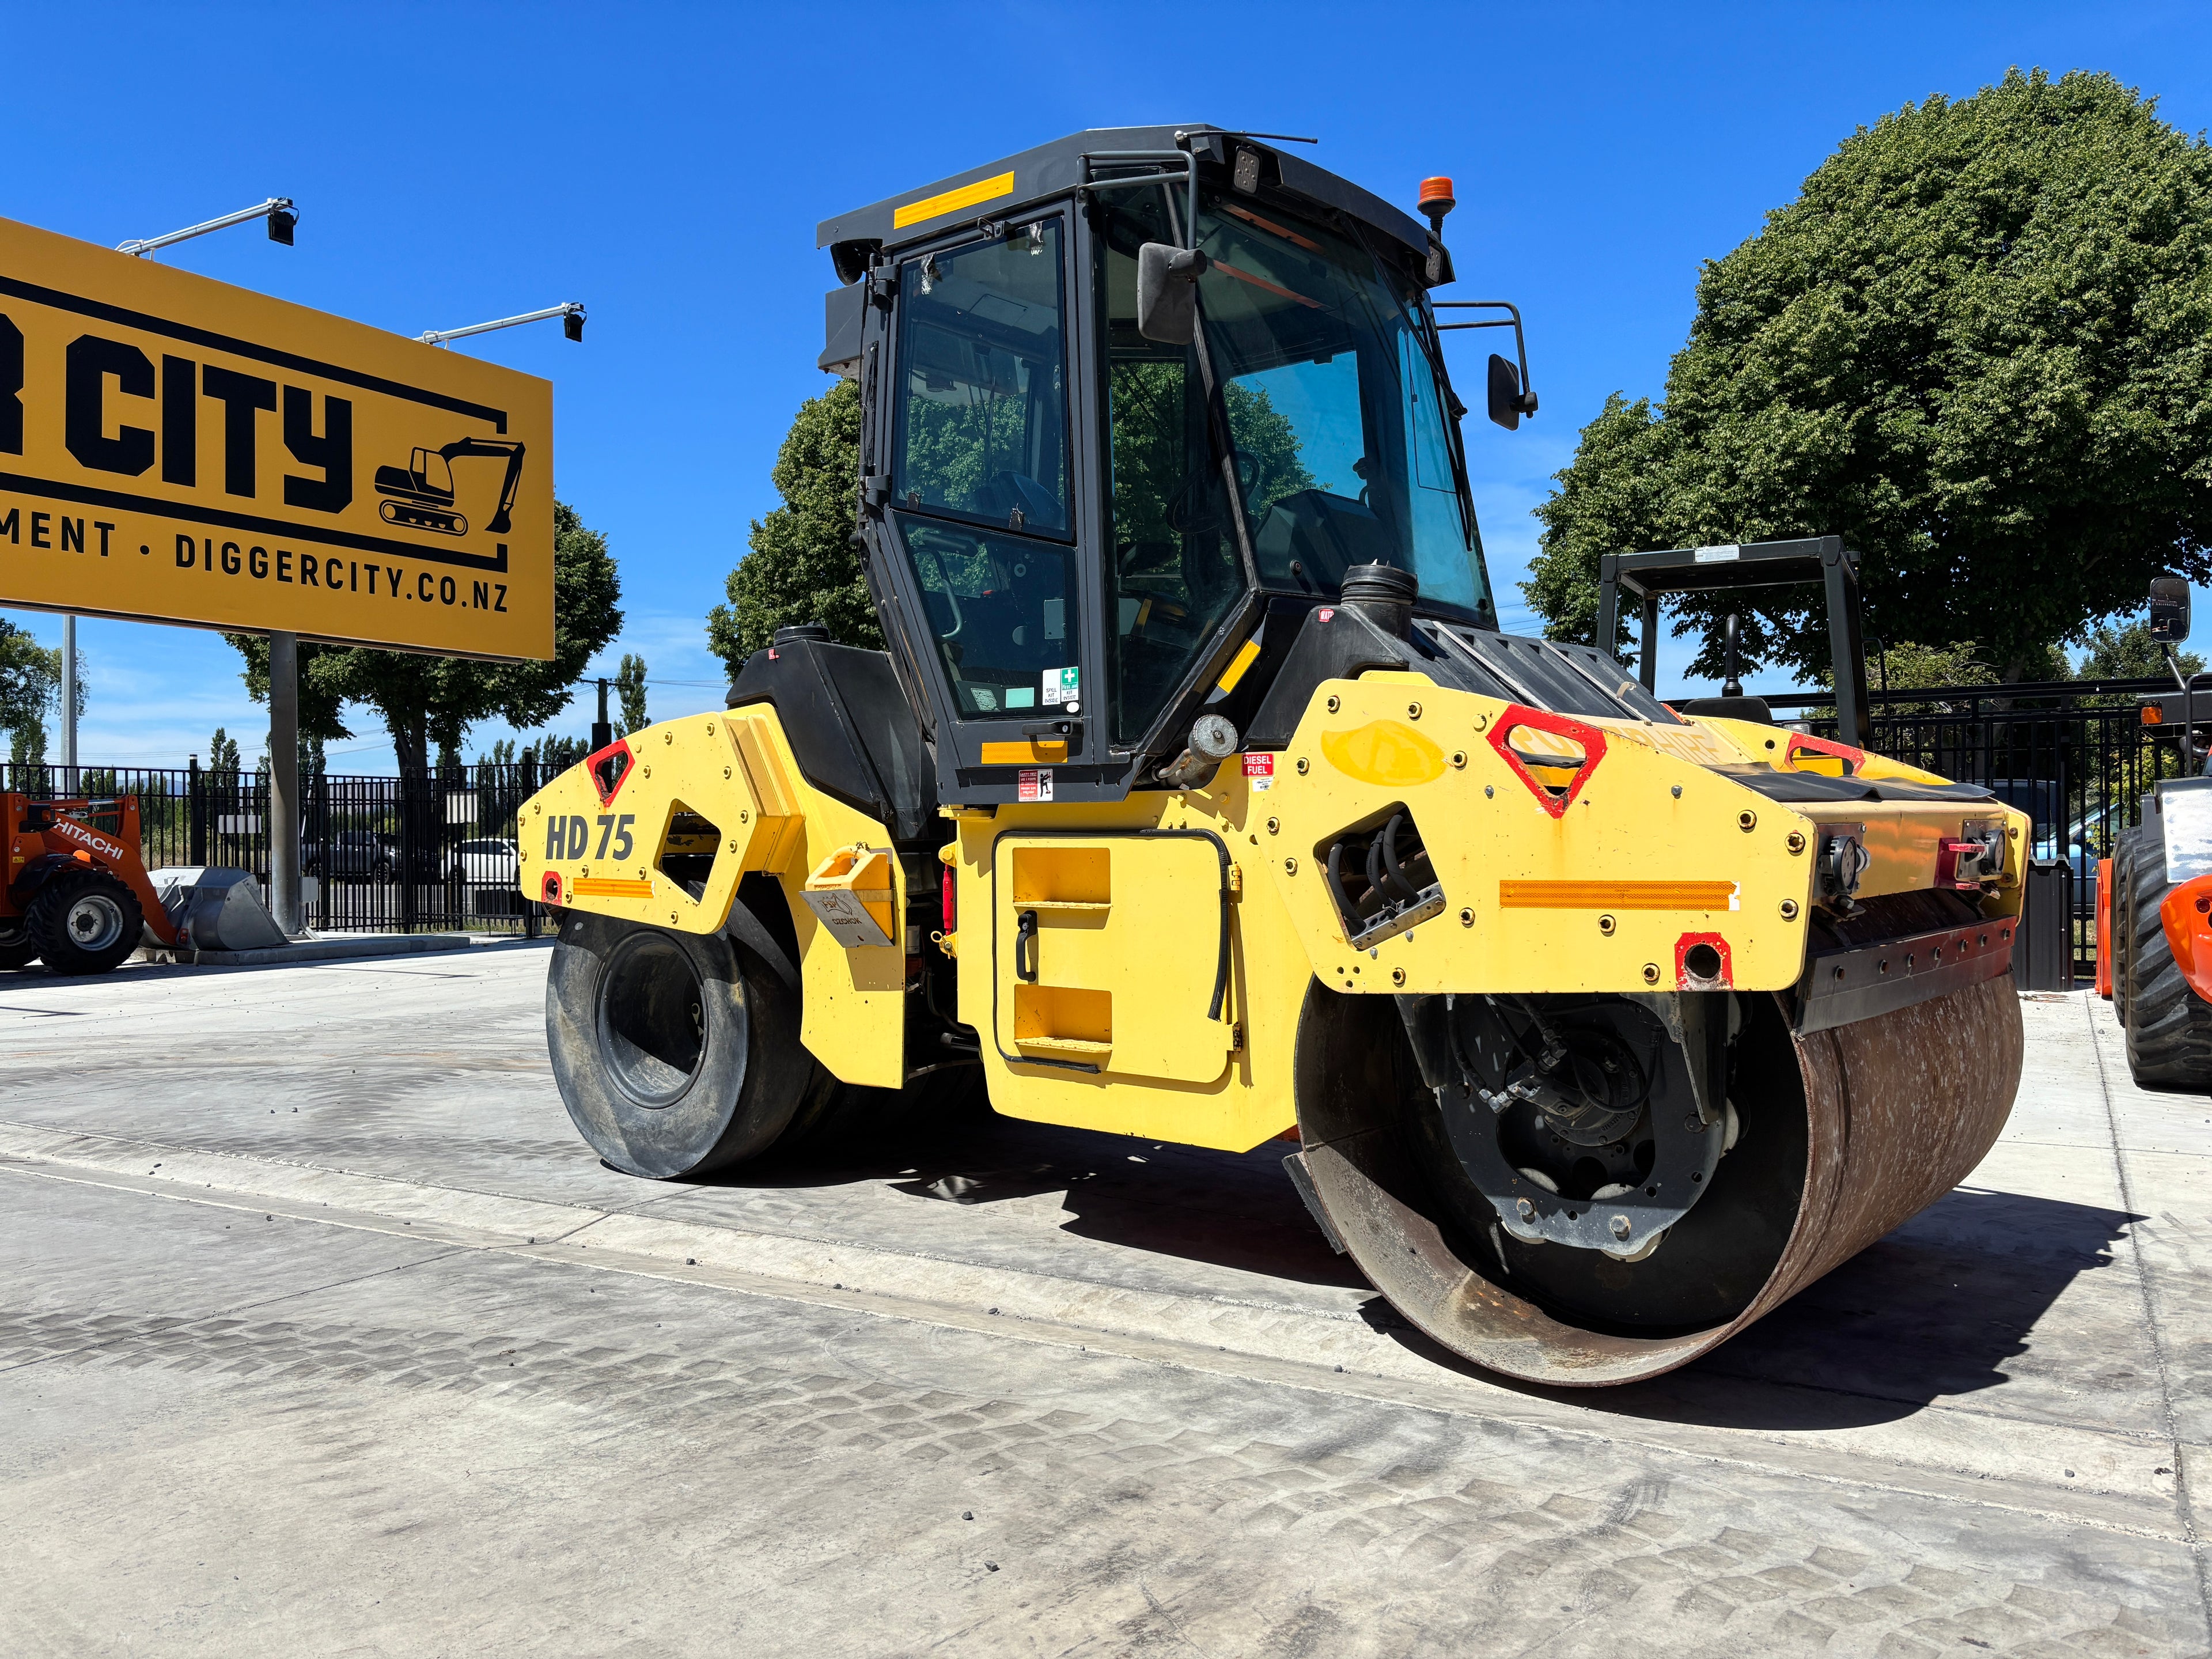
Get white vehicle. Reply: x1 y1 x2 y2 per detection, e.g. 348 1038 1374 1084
449 837 520 886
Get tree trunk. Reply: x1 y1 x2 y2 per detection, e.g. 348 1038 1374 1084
391 718 429 780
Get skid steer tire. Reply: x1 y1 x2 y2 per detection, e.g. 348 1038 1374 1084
2119 824 2212 1089
547 908 814 1179
26 866 142 975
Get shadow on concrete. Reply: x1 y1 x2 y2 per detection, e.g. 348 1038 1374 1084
1653 1185 2145 1415
706 1101 2141 1423
1357 1184 2145 1429
704 1104 1369 1291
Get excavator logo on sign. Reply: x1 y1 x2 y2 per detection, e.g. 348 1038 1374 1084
373 437 525 538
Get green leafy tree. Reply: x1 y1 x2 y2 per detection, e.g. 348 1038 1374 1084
1222 380 1317 522
1 621 58 768
207 727 241 781
230 500 622 774
2075 618 2204 680
1527 69 2212 682
7 711 44 770
0 620 60 737
615 652 648 735
0 620 85 771
709 379 877 671
522 734 590 773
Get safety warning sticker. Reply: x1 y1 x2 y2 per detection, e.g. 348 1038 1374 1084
1244 753 1275 791
1041 666 1079 707
1018 768 1054 802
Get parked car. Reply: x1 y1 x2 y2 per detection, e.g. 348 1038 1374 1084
302 831 395 882
449 837 520 887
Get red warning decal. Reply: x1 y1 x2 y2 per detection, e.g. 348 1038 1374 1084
1484 703 1608 819
585 737 635 806
1783 732 1864 775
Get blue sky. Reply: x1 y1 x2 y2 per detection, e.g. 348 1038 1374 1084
5 2 2210 771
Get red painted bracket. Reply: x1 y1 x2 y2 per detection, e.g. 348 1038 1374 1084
1675 931 1734 990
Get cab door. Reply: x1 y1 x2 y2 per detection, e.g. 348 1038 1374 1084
990 830 1234 1084
872 211 1108 801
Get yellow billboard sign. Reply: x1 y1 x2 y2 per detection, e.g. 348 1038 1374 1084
0 216 552 660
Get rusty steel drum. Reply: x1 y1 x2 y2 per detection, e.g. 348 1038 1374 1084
1293 975 2024 1387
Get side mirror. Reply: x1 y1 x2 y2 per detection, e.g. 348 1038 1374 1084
1137 243 1208 344
1487 353 1523 430
2151 576 2191 644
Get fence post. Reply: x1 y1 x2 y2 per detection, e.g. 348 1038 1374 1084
400 770 419 933
188 755 206 865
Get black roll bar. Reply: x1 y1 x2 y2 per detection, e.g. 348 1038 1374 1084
1593 535 1872 748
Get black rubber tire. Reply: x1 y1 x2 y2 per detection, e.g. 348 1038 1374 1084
26 866 143 975
546 907 815 1179
0 929 38 969
2119 823 2212 1088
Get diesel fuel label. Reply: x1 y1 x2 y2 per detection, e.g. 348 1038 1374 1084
0 215 552 660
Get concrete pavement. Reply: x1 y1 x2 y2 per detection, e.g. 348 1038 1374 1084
0 950 2204 1656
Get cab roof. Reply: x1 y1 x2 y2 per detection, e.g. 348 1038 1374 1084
815 124 1437 274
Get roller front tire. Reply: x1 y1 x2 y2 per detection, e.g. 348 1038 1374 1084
546 909 815 1179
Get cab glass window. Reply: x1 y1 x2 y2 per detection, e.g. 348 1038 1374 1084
894 223 1070 536
1098 204 1249 744
1194 195 1493 621
896 516 1081 720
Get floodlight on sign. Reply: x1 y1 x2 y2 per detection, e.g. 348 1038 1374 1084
118 196 297 259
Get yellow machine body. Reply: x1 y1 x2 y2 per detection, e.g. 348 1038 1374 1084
518 711 908 1088
522 683 2027 1151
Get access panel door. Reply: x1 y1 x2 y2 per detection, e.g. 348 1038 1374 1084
991 832 1233 1084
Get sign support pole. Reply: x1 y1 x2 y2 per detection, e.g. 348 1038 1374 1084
60 616 77 789
268 631 301 936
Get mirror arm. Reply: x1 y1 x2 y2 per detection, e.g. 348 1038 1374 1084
1078 149 1200 250
1437 300 1536 415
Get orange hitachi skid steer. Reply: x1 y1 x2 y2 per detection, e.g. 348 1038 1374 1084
1 793 177 974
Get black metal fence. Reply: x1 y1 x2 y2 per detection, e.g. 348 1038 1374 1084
1777 675 2192 975
3 760 554 935
11 679 2192 964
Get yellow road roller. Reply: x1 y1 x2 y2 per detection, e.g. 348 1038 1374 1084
519 126 2027 1386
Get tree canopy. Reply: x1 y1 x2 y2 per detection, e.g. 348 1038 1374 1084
0 619 69 767
231 498 623 774
1526 68 2212 682
708 378 877 673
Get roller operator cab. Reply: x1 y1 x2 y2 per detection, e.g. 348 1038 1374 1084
520 127 2029 1387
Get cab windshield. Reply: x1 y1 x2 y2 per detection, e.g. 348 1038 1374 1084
1099 185 1494 739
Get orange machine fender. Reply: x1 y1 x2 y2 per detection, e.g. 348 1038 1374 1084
2157 872 2212 1005
2096 857 2113 999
